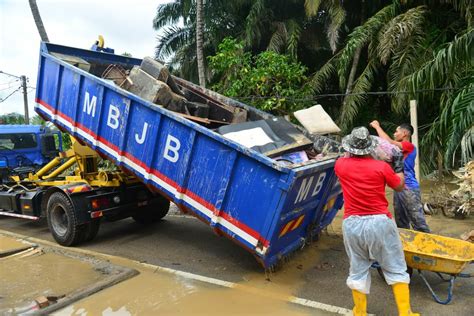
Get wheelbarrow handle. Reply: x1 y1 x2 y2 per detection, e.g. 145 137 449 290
418 270 454 305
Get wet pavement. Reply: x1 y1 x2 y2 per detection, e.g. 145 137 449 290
0 183 473 315
0 235 137 315
0 233 338 315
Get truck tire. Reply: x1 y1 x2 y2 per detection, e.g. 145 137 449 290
82 219 101 242
46 192 84 246
132 196 170 224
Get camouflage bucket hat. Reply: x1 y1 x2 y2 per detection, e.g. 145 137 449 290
342 127 378 155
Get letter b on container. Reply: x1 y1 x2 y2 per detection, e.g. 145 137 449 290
164 135 181 163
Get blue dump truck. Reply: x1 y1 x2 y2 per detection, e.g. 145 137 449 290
33 42 343 268
0 125 61 171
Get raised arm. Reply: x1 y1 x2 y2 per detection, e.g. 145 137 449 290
370 120 403 149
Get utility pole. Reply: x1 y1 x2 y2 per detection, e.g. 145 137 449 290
410 100 420 181
0 71 30 124
21 76 30 124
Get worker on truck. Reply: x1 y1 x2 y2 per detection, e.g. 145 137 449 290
335 127 419 316
370 120 430 233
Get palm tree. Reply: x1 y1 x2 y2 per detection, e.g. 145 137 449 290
310 0 473 168
196 0 206 87
153 0 332 79
28 0 49 42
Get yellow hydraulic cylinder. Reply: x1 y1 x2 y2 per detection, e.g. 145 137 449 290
43 157 77 179
35 157 62 178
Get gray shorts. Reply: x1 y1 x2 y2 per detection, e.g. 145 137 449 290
342 215 410 293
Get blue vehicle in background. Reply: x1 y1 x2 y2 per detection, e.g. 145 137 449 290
0 125 62 172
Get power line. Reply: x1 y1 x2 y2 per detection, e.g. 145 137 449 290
0 86 22 103
0 85 21 92
0 79 20 86
0 71 22 79
233 87 462 101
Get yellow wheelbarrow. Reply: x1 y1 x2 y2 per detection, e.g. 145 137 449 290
398 229 474 304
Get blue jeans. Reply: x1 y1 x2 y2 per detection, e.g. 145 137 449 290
393 188 430 233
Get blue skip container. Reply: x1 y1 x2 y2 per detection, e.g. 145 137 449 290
35 42 343 268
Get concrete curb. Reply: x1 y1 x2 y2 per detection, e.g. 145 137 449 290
0 230 372 315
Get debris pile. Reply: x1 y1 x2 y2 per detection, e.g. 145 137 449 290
55 53 343 167
425 161 473 218
449 161 473 218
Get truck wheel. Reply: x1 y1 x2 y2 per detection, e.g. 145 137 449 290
132 196 170 224
82 219 101 242
46 192 83 246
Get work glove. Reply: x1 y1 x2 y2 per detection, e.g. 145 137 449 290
391 149 404 173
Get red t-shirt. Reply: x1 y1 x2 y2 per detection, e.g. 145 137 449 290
400 141 414 158
335 156 401 219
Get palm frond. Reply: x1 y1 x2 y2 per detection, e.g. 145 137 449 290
405 29 473 91
286 20 301 58
245 0 266 46
337 4 397 90
267 22 287 53
308 53 340 94
155 25 192 60
327 0 346 52
304 0 322 17
153 2 185 30
387 23 427 112
444 82 474 165
377 6 428 65
338 61 379 131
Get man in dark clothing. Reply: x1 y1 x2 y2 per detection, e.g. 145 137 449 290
336 127 419 316
370 120 430 233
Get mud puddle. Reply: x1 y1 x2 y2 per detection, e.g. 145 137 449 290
0 232 336 315
0 234 136 315
55 268 321 316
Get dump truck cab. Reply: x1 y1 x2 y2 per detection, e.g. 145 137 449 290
0 125 62 171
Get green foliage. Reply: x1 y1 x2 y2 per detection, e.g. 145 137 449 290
310 1 472 170
305 0 346 52
0 113 25 124
209 38 311 115
154 0 472 170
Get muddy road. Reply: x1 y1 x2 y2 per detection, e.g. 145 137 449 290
1 204 473 315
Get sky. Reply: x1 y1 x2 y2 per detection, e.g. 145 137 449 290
0 0 171 116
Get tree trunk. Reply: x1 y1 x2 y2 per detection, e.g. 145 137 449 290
28 0 49 42
196 0 206 87
343 46 362 97
342 0 365 107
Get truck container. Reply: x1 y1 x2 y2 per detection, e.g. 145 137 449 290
34 42 343 268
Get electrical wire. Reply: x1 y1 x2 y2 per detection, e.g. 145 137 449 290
0 85 21 92
233 87 462 102
0 86 22 103
0 79 20 86
0 71 21 79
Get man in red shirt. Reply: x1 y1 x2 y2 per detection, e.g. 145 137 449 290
370 120 430 233
335 127 419 316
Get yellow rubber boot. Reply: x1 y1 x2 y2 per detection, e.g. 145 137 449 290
352 290 367 316
392 283 420 316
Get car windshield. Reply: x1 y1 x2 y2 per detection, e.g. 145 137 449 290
0 133 38 150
